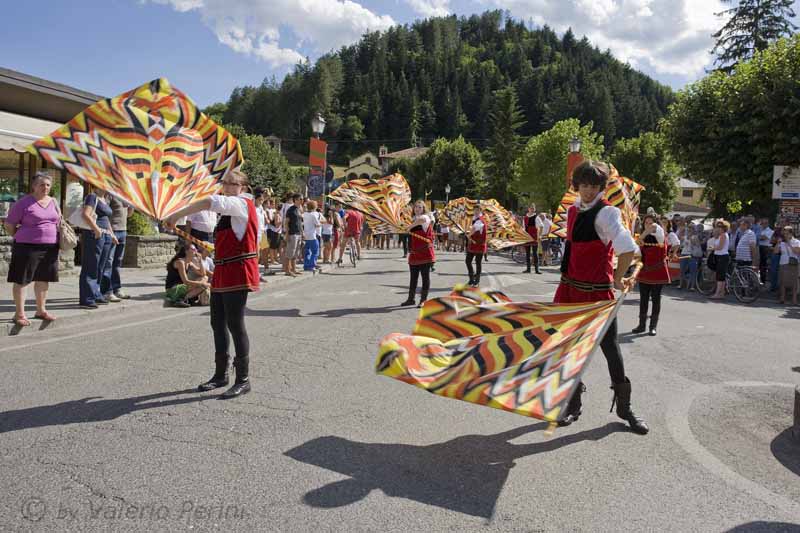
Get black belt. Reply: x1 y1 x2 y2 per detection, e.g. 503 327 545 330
214 251 257 266
560 274 613 292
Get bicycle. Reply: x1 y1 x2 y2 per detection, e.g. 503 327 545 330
696 258 760 303
337 235 358 268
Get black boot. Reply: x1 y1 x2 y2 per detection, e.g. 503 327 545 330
417 291 429 308
523 268 531 273
631 315 647 334
197 353 229 391
468 275 475 287
220 356 250 399
401 287 416 306
473 275 481 287
558 382 586 427
610 378 649 434
648 316 658 336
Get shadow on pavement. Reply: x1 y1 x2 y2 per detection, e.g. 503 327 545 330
379 284 449 293
329 270 406 276
245 308 303 318
770 427 800 478
285 422 626 518
306 305 404 318
725 522 800 532
0 389 210 434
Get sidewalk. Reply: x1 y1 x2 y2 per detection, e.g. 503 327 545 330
1 264 316 336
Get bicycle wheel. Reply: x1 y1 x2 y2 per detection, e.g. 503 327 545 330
732 267 760 303
349 244 357 267
696 263 717 296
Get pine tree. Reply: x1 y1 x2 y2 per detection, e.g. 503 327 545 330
485 86 526 206
712 0 797 72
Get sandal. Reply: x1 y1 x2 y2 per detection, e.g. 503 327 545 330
13 316 31 327
34 312 57 321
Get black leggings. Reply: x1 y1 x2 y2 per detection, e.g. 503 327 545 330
466 252 483 280
525 244 540 271
638 283 663 320
210 290 249 361
599 319 626 384
409 263 431 298
400 234 409 255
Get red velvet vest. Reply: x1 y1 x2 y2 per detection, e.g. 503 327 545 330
211 198 260 293
554 201 615 303
523 215 538 242
408 223 435 266
638 236 671 285
467 215 488 254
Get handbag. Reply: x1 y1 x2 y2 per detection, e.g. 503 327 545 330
54 203 78 251
707 253 717 270
68 195 98 230
789 257 799 266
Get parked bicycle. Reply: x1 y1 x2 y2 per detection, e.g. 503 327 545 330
696 259 760 303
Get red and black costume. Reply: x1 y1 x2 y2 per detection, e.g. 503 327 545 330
199 196 260 398
554 197 648 434
402 218 435 307
633 234 670 335
466 214 487 286
523 214 541 274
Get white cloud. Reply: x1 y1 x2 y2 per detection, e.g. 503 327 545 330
405 0 451 17
149 0 395 68
482 0 725 77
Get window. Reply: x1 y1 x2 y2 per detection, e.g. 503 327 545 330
365 157 371 165
682 190 694 198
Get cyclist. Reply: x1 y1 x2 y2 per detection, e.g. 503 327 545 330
338 208 363 265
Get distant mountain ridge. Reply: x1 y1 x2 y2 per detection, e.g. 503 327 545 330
218 10 674 160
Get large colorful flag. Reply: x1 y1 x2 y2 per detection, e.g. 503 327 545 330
28 78 242 220
376 285 623 424
328 173 413 233
549 165 644 239
439 197 533 249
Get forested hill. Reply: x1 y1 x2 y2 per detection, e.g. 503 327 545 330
217 10 674 160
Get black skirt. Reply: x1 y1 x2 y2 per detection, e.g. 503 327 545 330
7 242 60 285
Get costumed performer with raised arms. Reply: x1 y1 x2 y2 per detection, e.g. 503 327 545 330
165 169 259 399
632 213 670 336
401 200 435 308
465 204 488 287
554 161 649 434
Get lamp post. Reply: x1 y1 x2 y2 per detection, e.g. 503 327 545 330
566 136 583 188
445 183 451 204
310 114 327 203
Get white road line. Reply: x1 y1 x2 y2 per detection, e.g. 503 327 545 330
665 380 800 517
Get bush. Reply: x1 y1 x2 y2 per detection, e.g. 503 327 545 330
128 211 156 236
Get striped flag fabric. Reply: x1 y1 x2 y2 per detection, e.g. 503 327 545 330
327 173 413 233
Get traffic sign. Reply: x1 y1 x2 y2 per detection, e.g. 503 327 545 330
308 174 324 197
773 166 800 199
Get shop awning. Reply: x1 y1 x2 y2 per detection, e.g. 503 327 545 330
0 110 63 153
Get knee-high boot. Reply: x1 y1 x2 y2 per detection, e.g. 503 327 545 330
558 382 586 426
221 356 251 399
610 378 649 434
197 352 230 391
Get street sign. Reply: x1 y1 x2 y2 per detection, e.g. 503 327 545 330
772 166 800 199
308 174 324 197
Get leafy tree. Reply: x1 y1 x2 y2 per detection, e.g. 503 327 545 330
485 86 526 207
513 119 604 214
224 124 298 196
609 132 679 214
662 35 800 216
712 0 797 72
414 137 485 200
202 102 227 123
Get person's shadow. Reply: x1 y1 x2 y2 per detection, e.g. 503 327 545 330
285 422 626 518
0 389 210 434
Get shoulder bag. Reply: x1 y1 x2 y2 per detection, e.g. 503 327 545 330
53 201 78 251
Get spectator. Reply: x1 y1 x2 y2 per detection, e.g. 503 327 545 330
4 172 60 326
199 245 215 274
776 226 800 305
165 245 211 308
186 208 217 244
710 220 731 300
283 193 303 277
253 190 268 280
757 217 773 284
537 212 553 266
686 223 704 291
302 200 322 272
79 186 118 309
734 218 758 269
265 197 280 268
769 225 783 292
101 195 130 302
321 205 335 264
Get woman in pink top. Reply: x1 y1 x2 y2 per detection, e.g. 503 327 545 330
3 172 60 326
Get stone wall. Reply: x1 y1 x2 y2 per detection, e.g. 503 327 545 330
0 236 75 277
123 234 178 268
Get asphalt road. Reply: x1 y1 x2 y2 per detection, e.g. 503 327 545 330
1 249 799 532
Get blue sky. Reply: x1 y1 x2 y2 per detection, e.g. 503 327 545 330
2 0 794 107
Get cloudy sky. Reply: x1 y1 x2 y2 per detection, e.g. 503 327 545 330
3 0 782 106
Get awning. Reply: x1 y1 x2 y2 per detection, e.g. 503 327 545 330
0 110 62 152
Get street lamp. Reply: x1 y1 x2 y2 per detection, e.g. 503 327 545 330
311 113 326 138
445 183 451 203
566 136 584 188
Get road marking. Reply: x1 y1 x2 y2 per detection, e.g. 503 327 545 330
665 380 800 517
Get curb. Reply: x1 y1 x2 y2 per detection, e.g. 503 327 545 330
3 267 322 337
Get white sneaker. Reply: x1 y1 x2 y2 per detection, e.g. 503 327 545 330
106 293 121 303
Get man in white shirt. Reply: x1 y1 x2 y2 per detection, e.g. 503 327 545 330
734 219 758 268
757 217 773 283
186 209 217 243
